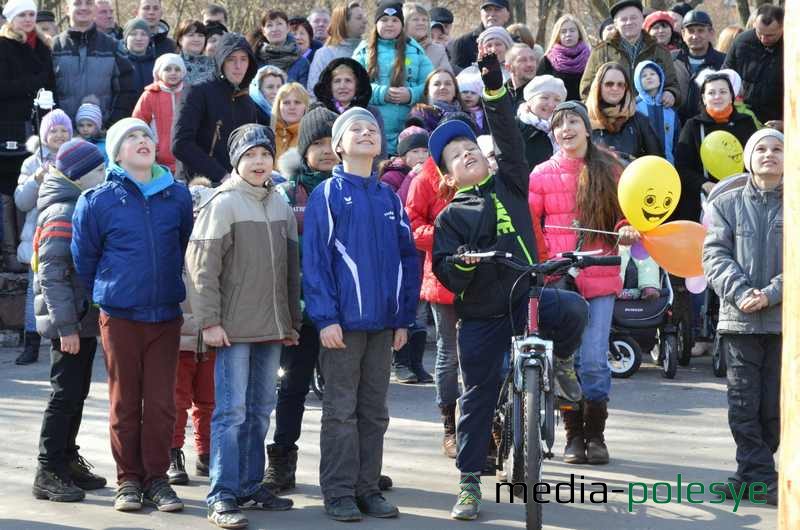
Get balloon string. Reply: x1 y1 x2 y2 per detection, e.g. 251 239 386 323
544 225 620 236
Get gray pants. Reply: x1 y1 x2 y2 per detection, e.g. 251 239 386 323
319 329 393 500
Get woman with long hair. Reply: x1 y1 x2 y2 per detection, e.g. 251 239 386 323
586 62 662 163
537 14 591 101
353 0 433 153
403 2 451 72
271 82 310 161
407 68 465 132
250 10 310 86
716 25 744 54
307 1 368 92
529 101 632 466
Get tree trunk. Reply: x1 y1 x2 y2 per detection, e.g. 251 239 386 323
535 0 553 46
736 0 751 27
512 0 527 25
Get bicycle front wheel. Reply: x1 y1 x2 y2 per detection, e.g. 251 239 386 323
523 365 543 530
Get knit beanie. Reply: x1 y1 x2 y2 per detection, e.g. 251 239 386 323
456 66 484 95
297 105 338 160
56 139 105 181
36 10 55 23
228 124 276 172
477 26 514 50
523 75 567 102
106 117 155 162
2 0 36 22
397 126 429 157
743 128 783 173
75 103 103 130
552 101 590 131
123 18 151 41
375 0 404 25
40 109 73 140
152 53 186 81
331 107 379 156
643 11 675 32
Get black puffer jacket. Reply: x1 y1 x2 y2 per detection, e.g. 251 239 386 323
447 25 483 71
723 29 783 124
172 33 269 183
518 122 553 172
0 29 55 195
150 20 176 57
591 112 663 162
669 107 759 223
536 55 583 102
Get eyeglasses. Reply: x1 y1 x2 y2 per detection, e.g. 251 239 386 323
603 81 626 89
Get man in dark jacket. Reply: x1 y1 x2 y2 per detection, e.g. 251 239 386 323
673 10 726 123
723 4 783 124
172 32 269 183
137 0 175 56
95 0 122 40
52 0 136 126
447 0 510 70
580 0 681 107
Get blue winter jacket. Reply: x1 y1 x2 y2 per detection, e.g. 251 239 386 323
634 61 680 163
302 165 420 332
71 163 193 323
353 37 433 153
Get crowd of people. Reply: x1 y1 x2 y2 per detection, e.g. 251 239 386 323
0 0 784 526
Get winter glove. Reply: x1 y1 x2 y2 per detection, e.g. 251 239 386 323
477 53 503 92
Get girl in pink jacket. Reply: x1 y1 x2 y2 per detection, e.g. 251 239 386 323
528 100 638 467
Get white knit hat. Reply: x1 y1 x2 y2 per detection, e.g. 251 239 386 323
743 128 783 173
2 0 36 22
456 66 484 95
523 75 567 102
106 118 155 162
153 53 187 81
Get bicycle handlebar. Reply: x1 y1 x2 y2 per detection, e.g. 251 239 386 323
445 250 621 276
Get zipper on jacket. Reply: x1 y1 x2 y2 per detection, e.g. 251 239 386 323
140 191 160 321
365 179 384 323
264 195 284 338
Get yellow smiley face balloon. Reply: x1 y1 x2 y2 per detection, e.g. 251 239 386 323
700 130 744 181
617 156 682 232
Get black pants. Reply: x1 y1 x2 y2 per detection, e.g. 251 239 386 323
273 323 320 449
723 333 781 484
38 337 98 471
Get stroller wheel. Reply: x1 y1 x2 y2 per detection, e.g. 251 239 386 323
660 333 678 379
608 336 641 378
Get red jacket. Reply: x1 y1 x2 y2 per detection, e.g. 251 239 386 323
405 159 454 305
528 151 622 299
132 82 182 173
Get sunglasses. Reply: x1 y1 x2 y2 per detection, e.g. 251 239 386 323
603 81 626 89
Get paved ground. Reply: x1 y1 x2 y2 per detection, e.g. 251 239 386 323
0 345 778 530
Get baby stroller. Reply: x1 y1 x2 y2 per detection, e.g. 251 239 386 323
608 262 693 379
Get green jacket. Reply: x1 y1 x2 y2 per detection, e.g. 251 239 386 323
579 31 681 107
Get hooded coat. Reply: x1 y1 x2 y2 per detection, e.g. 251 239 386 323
634 61 680 163
172 33 269 183
307 38 362 93
150 20 177 57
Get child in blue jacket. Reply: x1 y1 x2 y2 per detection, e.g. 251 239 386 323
302 106 420 522
635 61 680 163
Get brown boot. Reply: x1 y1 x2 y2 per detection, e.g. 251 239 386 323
440 404 457 459
562 405 586 464
583 400 609 465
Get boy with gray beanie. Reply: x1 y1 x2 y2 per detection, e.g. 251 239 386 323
703 128 784 506
303 106 420 521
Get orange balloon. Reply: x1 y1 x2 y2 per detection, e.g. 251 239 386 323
640 221 706 278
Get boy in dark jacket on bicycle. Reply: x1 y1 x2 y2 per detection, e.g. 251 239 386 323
432 54 589 521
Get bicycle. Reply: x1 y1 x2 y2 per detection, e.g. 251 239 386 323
448 250 620 530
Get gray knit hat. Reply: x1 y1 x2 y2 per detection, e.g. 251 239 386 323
743 128 784 173
297 106 339 160
552 101 591 132
123 17 151 41
331 107 379 156
106 117 155 162
227 124 276 172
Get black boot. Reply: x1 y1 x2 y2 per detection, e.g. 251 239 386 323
15 331 40 365
68 454 107 490
263 444 296 492
167 448 189 485
583 400 609 465
408 330 433 383
196 453 210 477
33 467 85 502
392 342 417 384
562 405 586 464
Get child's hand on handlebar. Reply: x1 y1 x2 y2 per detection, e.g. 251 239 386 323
618 226 641 246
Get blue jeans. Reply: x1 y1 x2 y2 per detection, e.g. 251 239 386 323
574 295 614 402
26 269 35 332
431 303 459 407
207 342 281 506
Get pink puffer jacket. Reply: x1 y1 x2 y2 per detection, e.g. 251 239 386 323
528 151 622 300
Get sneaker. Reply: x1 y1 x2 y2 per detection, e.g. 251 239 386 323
355 493 399 518
208 499 249 529
554 355 582 404
68 454 107 490
378 474 393 491
143 478 183 512
451 486 481 520
114 481 142 511
393 365 418 384
167 448 189 485
324 495 362 522
196 453 210 477
239 485 293 511
32 467 85 502
410 364 434 384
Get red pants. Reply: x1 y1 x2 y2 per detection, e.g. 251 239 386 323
100 313 181 487
172 350 215 455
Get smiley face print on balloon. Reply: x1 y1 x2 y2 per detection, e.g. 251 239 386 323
617 156 682 232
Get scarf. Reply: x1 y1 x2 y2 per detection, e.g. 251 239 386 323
299 162 331 194
157 81 184 94
26 30 37 48
431 100 462 115
590 96 637 134
619 36 643 67
546 42 590 75
706 105 734 124
517 105 557 150
258 39 301 73
275 120 300 159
